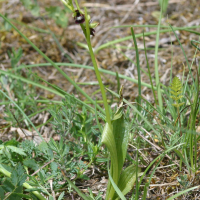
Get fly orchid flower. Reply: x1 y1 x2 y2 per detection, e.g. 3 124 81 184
73 9 85 24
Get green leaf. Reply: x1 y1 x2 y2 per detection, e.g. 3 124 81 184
38 171 46 185
7 48 23 68
173 149 191 170
23 159 39 171
38 141 49 152
4 139 19 146
102 105 130 200
0 165 46 200
58 191 65 200
14 185 23 194
25 188 44 192
9 193 31 199
48 138 59 152
113 107 129 177
63 176 92 200
6 145 27 156
0 186 5 199
49 196 54 200
9 164 27 187
107 167 126 200
169 76 184 108
116 164 142 198
5 193 21 200
50 162 58 172
2 179 14 192
102 122 118 199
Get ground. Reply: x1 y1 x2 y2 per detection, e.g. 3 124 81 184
0 0 200 199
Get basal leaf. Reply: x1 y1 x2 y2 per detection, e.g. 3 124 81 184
113 107 129 178
102 122 118 199
116 164 142 198
107 167 126 200
102 105 130 200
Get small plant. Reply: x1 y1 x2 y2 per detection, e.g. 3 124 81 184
19 0 70 28
177 174 190 189
0 163 28 199
0 48 39 129
168 73 200 173
169 76 184 136
169 76 184 109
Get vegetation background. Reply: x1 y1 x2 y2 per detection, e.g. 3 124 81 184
0 0 200 199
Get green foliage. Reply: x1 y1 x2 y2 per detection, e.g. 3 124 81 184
49 96 103 173
102 103 140 200
45 6 69 28
1 0 200 199
50 96 101 144
19 0 70 27
20 0 40 16
177 174 190 189
0 164 29 200
0 140 26 165
7 48 23 68
0 135 100 199
169 76 184 108
0 49 39 129
88 188 103 200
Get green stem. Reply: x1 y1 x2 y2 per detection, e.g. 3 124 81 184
74 0 81 10
83 7 111 126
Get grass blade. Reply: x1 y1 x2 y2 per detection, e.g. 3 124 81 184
0 90 44 142
154 3 163 112
131 28 141 111
166 186 199 200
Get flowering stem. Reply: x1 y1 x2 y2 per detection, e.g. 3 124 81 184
60 1 111 126
74 0 81 11
83 7 111 126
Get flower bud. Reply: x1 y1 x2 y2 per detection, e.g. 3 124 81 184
89 22 99 29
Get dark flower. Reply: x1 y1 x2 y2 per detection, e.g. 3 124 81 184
74 10 85 24
89 22 99 36
90 28 95 36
